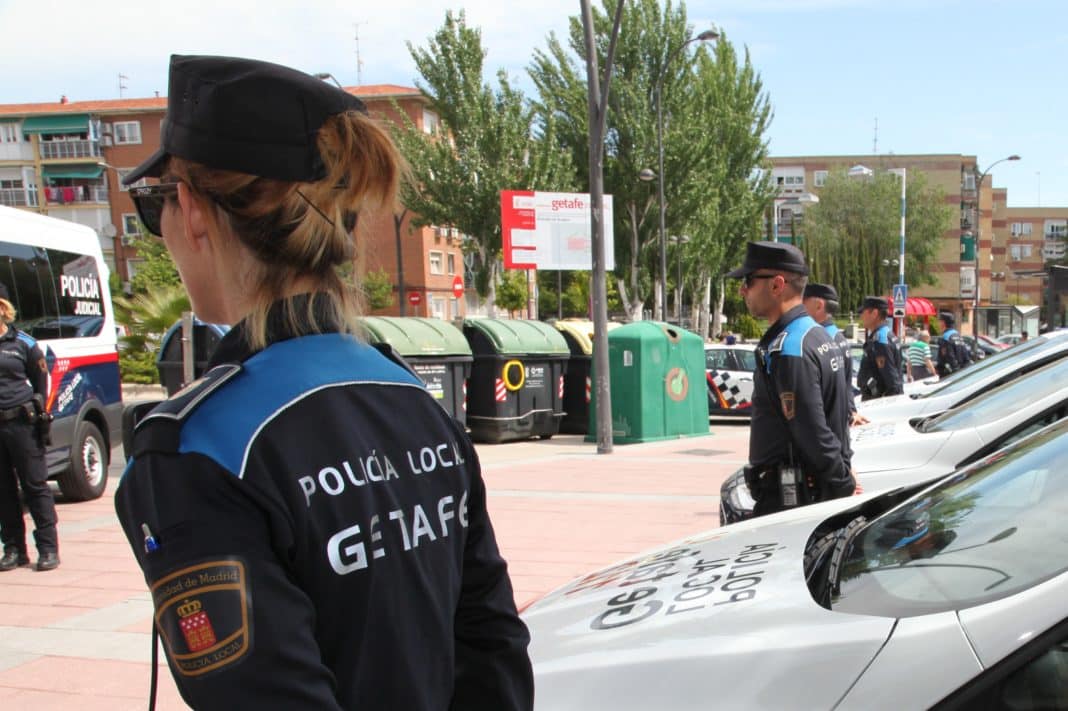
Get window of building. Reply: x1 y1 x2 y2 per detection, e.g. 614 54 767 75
447 253 456 275
0 124 19 143
429 250 444 275
113 121 142 145
423 109 439 134
813 170 827 187
430 296 447 320
122 213 140 235
1011 244 1033 261
963 173 976 190
116 169 147 192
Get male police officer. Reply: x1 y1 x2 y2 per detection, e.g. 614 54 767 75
803 282 867 425
936 311 973 377
856 296 904 400
729 242 854 517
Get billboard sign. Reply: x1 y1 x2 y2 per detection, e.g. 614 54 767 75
960 266 976 299
500 190 614 270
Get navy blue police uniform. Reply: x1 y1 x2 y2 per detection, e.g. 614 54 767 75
727 243 854 518
858 317 904 400
936 313 973 377
116 299 533 710
803 283 857 415
749 305 855 515
0 325 56 568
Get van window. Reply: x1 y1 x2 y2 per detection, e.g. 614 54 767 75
0 240 105 340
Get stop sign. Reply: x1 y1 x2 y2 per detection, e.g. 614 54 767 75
452 275 465 299
407 291 422 306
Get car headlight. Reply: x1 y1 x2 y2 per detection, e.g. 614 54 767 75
727 474 756 512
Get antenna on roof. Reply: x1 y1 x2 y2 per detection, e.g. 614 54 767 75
873 117 878 154
118 73 129 98
354 21 367 86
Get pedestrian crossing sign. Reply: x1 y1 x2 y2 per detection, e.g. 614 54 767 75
893 284 908 309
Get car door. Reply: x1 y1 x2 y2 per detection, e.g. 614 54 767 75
706 347 754 414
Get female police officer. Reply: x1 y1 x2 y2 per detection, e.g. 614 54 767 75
0 285 58 572
116 55 532 710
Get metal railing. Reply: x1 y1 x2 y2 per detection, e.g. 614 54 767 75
38 140 102 160
0 189 28 207
43 184 108 204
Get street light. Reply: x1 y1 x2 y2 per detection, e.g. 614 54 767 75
972 154 1021 348
772 191 819 244
313 72 344 89
653 28 719 321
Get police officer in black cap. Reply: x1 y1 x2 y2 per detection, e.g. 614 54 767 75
856 296 904 400
728 242 855 517
114 55 531 710
0 282 58 572
936 311 973 377
803 282 866 425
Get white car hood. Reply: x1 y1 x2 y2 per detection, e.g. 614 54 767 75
851 420 951 473
524 509 895 710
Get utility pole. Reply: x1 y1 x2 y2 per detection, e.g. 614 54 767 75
354 22 366 85
118 74 128 98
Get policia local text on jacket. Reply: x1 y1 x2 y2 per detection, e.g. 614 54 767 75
0 323 58 571
749 304 855 515
116 303 533 710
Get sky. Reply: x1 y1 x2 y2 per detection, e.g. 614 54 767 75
1 0 1062 207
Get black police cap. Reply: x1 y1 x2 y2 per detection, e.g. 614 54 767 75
726 241 809 278
803 282 838 302
123 54 368 186
939 311 956 326
860 296 889 312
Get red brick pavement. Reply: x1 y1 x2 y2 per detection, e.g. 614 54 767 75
0 422 748 709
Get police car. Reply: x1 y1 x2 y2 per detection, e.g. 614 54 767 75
523 419 1068 710
720 353 1068 524
704 343 756 416
860 329 1068 420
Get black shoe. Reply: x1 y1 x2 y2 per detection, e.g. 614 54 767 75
0 548 30 571
36 552 60 571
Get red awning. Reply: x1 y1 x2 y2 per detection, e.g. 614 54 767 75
884 296 937 316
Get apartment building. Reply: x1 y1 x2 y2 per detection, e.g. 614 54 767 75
766 153 1046 333
0 85 468 319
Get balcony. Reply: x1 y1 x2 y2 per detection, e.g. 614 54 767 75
39 140 102 160
0 188 33 207
43 184 108 205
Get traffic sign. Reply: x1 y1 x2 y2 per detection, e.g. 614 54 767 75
451 275 465 299
893 307 906 319
408 291 422 306
892 283 908 310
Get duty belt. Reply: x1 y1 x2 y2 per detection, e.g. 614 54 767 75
0 403 29 422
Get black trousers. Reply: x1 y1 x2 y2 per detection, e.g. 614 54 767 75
0 419 57 553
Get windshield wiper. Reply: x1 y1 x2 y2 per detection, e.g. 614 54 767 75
807 515 867 608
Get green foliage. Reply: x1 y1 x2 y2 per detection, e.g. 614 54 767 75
495 270 529 316
362 268 395 311
393 10 576 312
732 312 763 340
799 168 953 310
114 285 191 384
127 233 181 294
537 270 621 318
528 0 774 323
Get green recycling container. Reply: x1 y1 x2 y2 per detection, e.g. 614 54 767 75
588 321 709 444
463 318 570 443
554 319 620 434
361 317 473 425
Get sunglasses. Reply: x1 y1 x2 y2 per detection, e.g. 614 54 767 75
743 273 779 288
130 183 179 237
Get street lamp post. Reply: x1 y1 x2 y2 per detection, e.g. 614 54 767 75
653 28 718 321
971 154 1020 350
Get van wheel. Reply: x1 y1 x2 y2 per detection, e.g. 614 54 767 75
57 421 108 501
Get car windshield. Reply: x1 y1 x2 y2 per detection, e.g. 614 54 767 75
833 419 1068 617
920 357 1068 433
735 348 756 371
917 333 1065 399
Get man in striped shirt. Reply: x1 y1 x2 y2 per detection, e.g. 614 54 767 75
907 331 937 382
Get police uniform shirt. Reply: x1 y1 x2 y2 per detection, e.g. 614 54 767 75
937 327 972 377
0 327 47 409
750 304 854 496
821 318 856 413
858 324 904 399
115 297 533 711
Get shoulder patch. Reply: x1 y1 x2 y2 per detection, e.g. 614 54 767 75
151 558 252 677
767 331 788 354
139 364 243 429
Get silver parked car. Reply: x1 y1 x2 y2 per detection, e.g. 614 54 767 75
524 419 1068 710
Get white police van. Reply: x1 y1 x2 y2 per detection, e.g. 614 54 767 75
0 206 122 500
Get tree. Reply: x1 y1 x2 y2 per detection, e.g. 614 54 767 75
362 268 395 311
800 168 954 312
127 232 181 295
113 284 191 383
495 270 529 317
393 10 575 316
529 0 774 329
